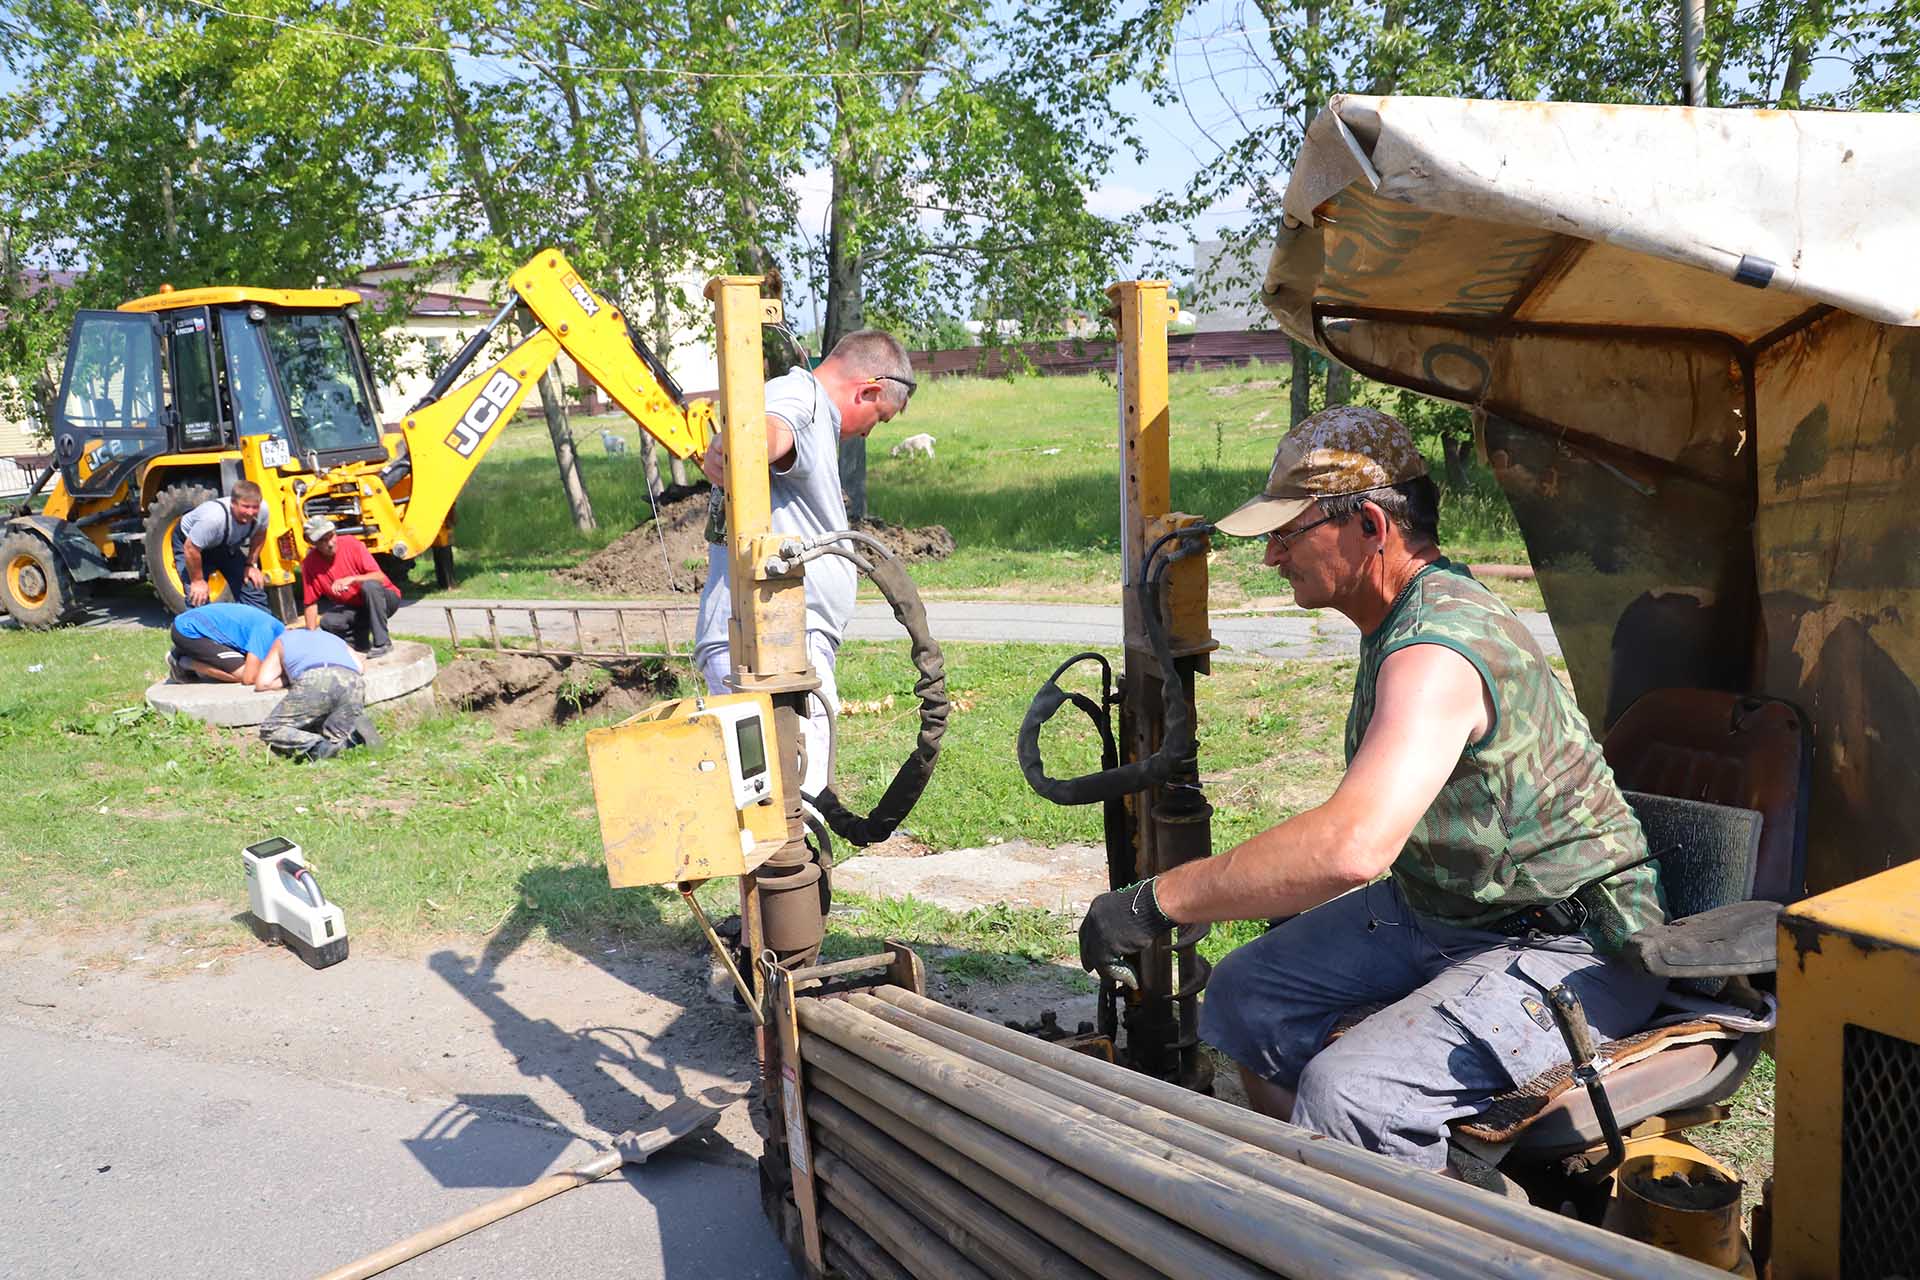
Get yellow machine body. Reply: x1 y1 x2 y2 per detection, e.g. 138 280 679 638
584 691 787 886
6 249 712 627
1772 858 1920 1276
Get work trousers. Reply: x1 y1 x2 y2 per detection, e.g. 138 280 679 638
697 630 839 799
1201 879 1667 1171
318 584 402 650
171 533 269 611
260 666 365 758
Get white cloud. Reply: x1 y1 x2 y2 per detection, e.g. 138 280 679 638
786 165 834 242
1084 182 1153 219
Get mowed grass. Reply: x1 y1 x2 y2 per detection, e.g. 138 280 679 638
0 627 1346 974
427 365 1529 604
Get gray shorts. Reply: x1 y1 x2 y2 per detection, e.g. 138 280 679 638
1200 879 1666 1170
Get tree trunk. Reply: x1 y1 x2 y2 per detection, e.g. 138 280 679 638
539 367 596 532
826 147 869 519
440 51 595 530
1288 340 1314 428
622 75 694 491
1325 362 1352 407
1440 432 1472 489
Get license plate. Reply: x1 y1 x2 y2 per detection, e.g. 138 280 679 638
259 437 291 468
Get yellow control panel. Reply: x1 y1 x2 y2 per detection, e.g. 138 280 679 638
585 691 786 886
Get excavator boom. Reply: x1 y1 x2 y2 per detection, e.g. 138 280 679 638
394 247 715 555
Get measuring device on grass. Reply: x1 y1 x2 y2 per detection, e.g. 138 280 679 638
584 690 785 886
242 837 349 969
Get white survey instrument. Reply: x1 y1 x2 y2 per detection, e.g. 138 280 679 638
243 836 349 969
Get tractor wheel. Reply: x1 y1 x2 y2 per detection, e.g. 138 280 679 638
143 481 225 615
0 530 82 629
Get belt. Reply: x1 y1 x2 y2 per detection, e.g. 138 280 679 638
1485 892 1592 939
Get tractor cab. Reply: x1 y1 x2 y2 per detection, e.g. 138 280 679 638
58 286 389 490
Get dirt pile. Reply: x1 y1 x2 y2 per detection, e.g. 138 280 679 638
434 653 675 729
561 484 956 597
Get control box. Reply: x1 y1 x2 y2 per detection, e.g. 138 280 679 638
585 691 786 886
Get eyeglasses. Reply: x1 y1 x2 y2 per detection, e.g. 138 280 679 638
870 373 917 408
1265 512 1338 555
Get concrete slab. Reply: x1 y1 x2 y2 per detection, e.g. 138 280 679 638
145 640 439 727
832 840 1108 915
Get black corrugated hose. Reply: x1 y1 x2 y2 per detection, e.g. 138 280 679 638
800 532 949 846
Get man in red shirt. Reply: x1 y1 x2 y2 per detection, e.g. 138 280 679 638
301 516 402 657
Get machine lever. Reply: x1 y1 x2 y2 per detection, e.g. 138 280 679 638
1548 983 1626 1179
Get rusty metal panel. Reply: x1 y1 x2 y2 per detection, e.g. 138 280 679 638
1483 416 1756 731
1754 311 1920 893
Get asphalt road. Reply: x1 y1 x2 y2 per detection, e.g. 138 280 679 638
0 1020 792 1280
45 588 1562 662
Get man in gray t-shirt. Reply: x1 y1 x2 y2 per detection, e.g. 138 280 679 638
172 479 271 611
694 330 914 797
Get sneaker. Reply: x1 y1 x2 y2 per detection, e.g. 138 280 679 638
347 713 383 750
306 739 345 762
166 652 197 683
367 643 393 659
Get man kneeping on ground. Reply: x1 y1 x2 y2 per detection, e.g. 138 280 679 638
169 601 284 685
253 626 380 761
300 517 402 658
1076 405 1669 1173
691 330 914 798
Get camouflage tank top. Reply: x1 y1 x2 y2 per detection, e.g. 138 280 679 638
1344 559 1666 953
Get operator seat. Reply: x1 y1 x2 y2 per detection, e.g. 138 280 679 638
1449 689 1811 1171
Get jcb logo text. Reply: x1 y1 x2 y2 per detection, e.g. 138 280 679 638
447 370 520 457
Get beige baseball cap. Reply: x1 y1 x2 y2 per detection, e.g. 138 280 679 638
1215 405 1429 537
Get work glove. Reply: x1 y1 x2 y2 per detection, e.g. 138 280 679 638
1078 879 1175 991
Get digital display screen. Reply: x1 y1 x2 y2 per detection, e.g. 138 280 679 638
246 836 295 858
735 715 767 780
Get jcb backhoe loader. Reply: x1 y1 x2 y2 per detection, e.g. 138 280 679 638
0 249 709 628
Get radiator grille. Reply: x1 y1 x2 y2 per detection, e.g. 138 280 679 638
1841 1023 1920 1278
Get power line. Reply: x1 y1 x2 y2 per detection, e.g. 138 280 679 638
173 0 1290 83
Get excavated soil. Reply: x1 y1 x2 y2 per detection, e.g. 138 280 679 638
433 653 676 729
561 486 956 597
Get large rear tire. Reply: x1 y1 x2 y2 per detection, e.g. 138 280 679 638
143 481 226 615
0 529 82 629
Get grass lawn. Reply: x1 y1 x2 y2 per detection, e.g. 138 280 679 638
425 364 1531 607
0 626 1343 975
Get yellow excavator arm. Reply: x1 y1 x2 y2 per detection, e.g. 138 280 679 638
391 248 715 557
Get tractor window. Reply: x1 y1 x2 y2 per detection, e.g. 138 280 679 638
219 309 290 442
262 313 380 454
59 314 160 432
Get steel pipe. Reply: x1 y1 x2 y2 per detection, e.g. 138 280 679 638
851 994 1590 1280
871 987 1730 1280
811 1071 1164 1280
817 1148 993 1280
811 1090 1101 1280
802 1045 1265 1280
801 998 1433 1279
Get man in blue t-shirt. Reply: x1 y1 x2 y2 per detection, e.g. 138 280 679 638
253 626 379 760
168 601 285 685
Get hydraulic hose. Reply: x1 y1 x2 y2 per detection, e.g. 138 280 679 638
797 532 949 847
1016 526 1210 805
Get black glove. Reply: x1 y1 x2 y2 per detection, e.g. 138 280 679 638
1078 879 1175 990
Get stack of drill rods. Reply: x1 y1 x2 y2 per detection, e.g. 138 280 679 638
850 994 1589 1279
820 1153 994 1280
804 998 1524 1280
811 1090 1102 1280
812 1071 1159 1280
870 989 1728 1280
822 1205 913 1280
802 1038 1271 1280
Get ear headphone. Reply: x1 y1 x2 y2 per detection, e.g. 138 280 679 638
1360 513 1379 538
